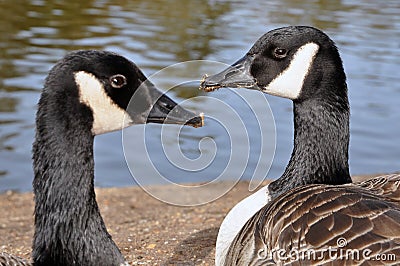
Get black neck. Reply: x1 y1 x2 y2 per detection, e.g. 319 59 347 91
32 103 125 266
268 95 351 199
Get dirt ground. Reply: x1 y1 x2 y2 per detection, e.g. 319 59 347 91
0 175 375 265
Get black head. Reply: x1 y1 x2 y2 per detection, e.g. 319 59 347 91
201 26 351 196
201 26 346 102
40 50 203 136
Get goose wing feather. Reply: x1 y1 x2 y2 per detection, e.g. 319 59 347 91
0 252 31 266
357 174 400 202
224 174 400 266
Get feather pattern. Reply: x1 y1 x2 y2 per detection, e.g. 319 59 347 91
224 174 400 265
0 252 31 266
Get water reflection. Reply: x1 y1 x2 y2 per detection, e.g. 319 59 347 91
0 0 399 192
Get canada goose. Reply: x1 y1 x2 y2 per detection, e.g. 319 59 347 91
0 50 203 266
201 26 400 265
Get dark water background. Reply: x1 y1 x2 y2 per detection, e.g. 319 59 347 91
0 0 399 192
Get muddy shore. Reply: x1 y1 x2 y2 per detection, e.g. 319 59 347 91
0 175 375 265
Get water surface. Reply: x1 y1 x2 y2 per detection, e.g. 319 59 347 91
0 0 399 192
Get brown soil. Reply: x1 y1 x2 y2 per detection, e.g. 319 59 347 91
0 175 374 265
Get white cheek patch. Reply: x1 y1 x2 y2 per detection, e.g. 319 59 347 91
262 42 319 100
75 71 133 135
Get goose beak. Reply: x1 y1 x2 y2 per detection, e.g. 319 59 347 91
200 55 258 92
144 83 204 128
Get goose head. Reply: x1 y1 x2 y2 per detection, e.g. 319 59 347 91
31 51 203 265
201 26 347 103
42 50 203 136
201 26 351 197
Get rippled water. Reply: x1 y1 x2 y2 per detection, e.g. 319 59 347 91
0 0 399 192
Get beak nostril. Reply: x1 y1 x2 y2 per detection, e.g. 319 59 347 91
225 70 240 80
160 102 175 111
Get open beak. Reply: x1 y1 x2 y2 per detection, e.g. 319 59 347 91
200 55 258 92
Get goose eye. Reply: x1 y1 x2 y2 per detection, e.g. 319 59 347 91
273 48 287 59
110 74 127 88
